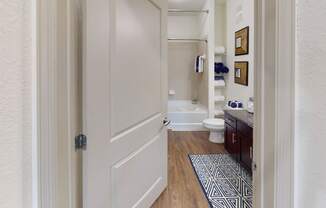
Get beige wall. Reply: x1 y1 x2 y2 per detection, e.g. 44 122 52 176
168 42 208 106
0 0 34 207
197 42 209 107
295 0 326 207
225 0 255 107
215 2 226 48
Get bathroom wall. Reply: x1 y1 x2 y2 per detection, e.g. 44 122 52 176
197 41 209 107
168 14 208 106
168 42 204 101
294 0 326 207
168 15 201 39
0 0 35 207
215 1 226 48
225 0 255 107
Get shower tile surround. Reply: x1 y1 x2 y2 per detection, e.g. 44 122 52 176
168 42 208 106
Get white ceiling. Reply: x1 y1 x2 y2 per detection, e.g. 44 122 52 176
168 0 226 9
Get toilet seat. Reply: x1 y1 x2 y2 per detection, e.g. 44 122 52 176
203 118 225 130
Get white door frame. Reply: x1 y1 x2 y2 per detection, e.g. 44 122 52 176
254 0 295 207
36 0 82 207
34 0 296 207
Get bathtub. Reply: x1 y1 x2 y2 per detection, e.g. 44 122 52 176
168 100 208 131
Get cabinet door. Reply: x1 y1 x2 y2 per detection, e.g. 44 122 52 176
240 133 253 171
225 124 240 160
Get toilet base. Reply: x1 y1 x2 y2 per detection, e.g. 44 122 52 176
209 130 224 144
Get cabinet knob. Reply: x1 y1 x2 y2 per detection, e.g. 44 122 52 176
250 147 253 159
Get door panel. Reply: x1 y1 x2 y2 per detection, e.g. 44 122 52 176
83 0 167 207
111 0 162 136
109 113 162 164
112 134 163 208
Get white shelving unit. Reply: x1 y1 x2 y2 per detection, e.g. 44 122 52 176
213 73 226 118
214 80 226 87
214 95 226 102
215 110 225 116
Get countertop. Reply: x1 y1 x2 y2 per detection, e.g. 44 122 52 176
224 110 254 128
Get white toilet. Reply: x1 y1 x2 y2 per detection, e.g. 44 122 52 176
203 118 225 143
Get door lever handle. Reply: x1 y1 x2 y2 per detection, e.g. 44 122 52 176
163 118 171 127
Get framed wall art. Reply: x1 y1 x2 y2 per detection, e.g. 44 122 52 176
234 61 249 86
235 26 249 56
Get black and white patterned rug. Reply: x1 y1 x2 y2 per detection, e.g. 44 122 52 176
189 154 253 208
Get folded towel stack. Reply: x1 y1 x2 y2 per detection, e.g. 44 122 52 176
227 100 243 109
215 75 224 81
195 55 205 73
215 62 229 74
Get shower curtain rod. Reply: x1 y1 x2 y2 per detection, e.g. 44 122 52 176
168 9 209 14
168 38 208 42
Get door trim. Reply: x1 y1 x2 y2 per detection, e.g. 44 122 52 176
254 0 295 207
36 0 81 207
34 0 296 207
37 0 59 207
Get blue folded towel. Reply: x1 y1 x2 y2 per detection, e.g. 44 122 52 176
215 62 229 74
215 75 224 81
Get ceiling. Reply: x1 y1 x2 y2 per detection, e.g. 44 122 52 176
168 0 226 9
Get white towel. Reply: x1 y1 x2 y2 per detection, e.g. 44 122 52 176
195 55 205 73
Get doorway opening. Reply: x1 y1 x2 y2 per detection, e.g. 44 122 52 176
154 0 255 207
36 0 295 207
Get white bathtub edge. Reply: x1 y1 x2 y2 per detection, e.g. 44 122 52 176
168 123 209 132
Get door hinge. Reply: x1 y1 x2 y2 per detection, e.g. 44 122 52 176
252 161 257 171
75 134 87 151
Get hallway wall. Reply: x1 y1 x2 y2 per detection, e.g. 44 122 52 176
295 1 326 207
0 0 35 207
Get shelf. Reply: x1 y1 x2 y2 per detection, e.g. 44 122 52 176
215 110 225 116
215 96 226 102
168 38 207 43
168 9 209 14
214 80 226 87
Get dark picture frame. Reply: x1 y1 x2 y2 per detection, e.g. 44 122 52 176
235 26 249 56
234 61 249 86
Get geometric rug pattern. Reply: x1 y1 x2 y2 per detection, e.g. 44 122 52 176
189 154 253 208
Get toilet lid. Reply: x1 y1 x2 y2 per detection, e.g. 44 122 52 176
203 118 224 126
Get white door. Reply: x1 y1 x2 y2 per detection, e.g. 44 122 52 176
83 0 168 208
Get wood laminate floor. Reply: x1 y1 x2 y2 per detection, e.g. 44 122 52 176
152 131 226 208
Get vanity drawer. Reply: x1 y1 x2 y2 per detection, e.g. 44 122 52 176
224 113 236 128
237 120 253 137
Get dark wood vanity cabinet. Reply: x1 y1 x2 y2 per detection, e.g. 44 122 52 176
238 128 253 170
224 111 253 171
225 120 240 161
